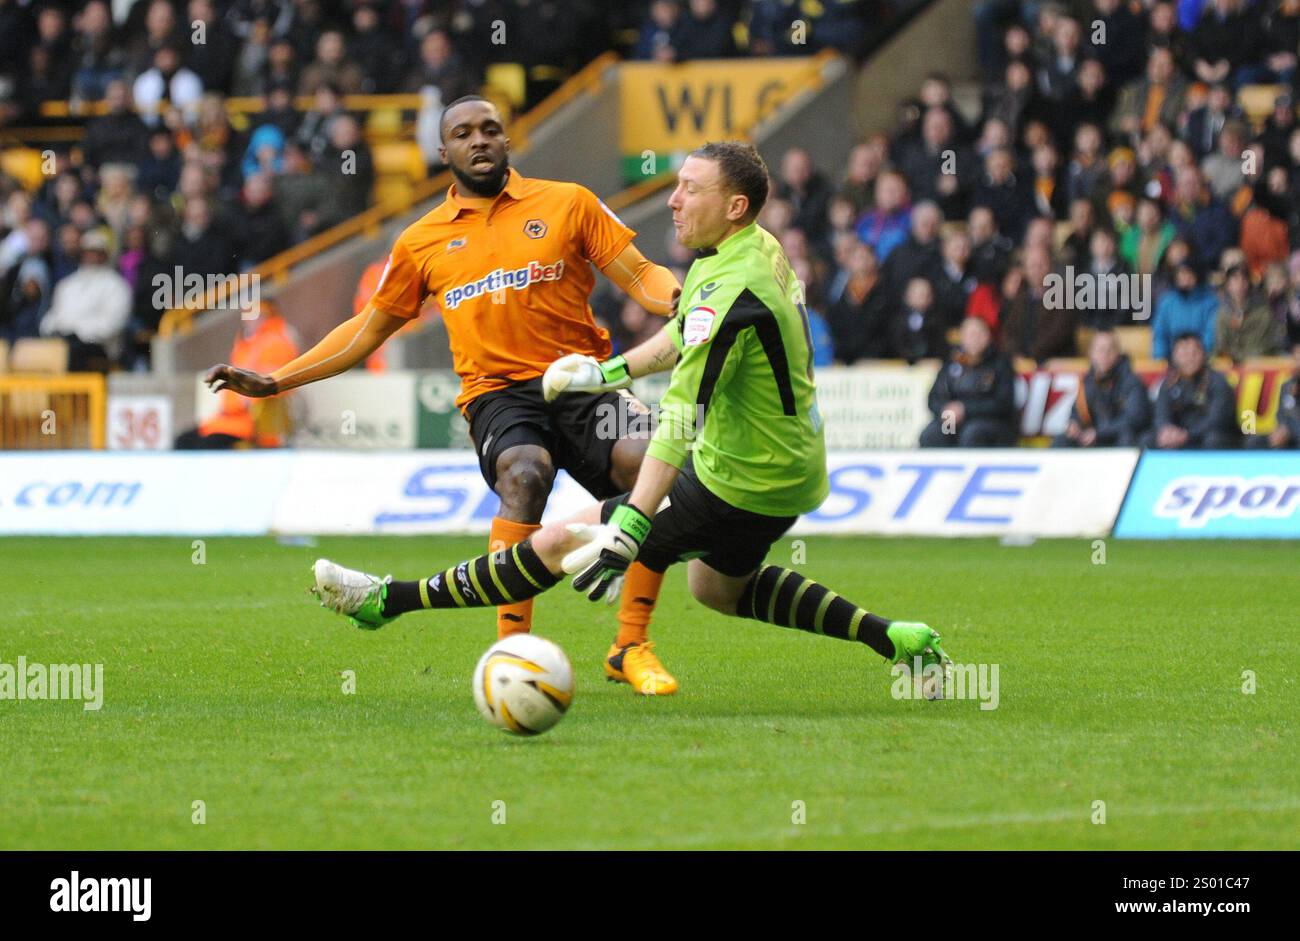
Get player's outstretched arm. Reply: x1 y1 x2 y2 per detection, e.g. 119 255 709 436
600 243 680 317
205 307 408 397
622 325 681 378
541 326 680 402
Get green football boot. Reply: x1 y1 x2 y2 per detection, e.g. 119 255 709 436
886 621 953 694
310 559 397 630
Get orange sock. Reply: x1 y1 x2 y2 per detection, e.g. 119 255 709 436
615 562 665 647
490 516 542 638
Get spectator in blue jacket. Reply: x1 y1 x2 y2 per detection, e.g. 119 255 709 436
1179 0 1208 33
855 170 912 263
634 0 680 61
1170 165 1237 268
1152 261 1220 360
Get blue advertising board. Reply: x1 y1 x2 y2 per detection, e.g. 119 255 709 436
1115 451 1300 538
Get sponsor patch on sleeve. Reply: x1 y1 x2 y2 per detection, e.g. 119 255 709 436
683 305 716 346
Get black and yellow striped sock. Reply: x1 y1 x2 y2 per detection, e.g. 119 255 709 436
383 539 561 615
735 565 895 659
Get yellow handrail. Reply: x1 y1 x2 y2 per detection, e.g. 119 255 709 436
605 171 678 213
40 93 431 120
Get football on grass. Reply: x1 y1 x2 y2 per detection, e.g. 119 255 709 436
472 635 574 736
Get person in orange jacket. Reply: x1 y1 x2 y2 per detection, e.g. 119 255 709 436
176 301 301 448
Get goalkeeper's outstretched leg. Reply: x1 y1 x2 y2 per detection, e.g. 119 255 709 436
310 502 609 629
685 559 952 674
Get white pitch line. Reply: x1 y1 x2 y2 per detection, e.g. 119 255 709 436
645 798 1300 848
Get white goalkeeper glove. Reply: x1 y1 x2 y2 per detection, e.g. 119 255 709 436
542 353 631 402
560 503 652 602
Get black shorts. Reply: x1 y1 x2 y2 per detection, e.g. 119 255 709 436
602 463 798 577
465 377 653 499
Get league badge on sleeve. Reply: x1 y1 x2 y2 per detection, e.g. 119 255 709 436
683 305 716 346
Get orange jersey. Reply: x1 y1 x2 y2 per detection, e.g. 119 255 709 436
366 168 636 410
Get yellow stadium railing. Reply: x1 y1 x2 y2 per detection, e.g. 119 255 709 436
158 51 620 338
605 170 678 213
38 93 430 121
0 374 106 450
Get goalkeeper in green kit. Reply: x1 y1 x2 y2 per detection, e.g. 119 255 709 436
311 141 952 689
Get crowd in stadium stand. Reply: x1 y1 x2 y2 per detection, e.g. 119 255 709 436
613 0 1300 449
0 0 904 371
1 0 1298 449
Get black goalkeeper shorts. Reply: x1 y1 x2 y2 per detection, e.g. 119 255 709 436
465 377 653 499
602 462 799 578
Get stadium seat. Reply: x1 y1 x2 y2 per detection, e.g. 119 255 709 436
0 148 46 192
8 338 68 374
372 140 428 209
1045 356 1087 372
373 176 415 210
366 108 404 140
373 141 425 182
1075 326 1095 354
485 63 528 111
253 396 292 447
528 64 567 85
1112 326 1152 361
1237 84 1284 128
0 338 8 373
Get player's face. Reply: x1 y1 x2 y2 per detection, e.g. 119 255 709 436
667 156 742 250
440 101 511 197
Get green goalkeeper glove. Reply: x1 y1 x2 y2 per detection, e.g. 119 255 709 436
542 354 631 402
561 503 652 602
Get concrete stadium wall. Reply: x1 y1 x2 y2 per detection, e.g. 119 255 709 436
851 0 980 136
106 371 203 436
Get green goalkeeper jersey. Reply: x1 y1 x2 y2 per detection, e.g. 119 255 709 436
647 222 829 517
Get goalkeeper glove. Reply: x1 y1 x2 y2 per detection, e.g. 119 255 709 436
542 353 631 402
561 503 652 602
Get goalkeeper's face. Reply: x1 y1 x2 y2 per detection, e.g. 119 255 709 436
440 100 511 197
668 156 747 250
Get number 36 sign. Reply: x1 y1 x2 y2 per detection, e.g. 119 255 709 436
107 395 173 451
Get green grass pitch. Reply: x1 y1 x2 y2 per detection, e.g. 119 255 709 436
2 535 1296 850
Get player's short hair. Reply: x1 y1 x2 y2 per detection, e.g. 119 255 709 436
439 95 495 143
692 140 769 221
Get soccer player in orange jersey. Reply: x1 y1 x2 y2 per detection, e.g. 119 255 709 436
206 96 682 694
